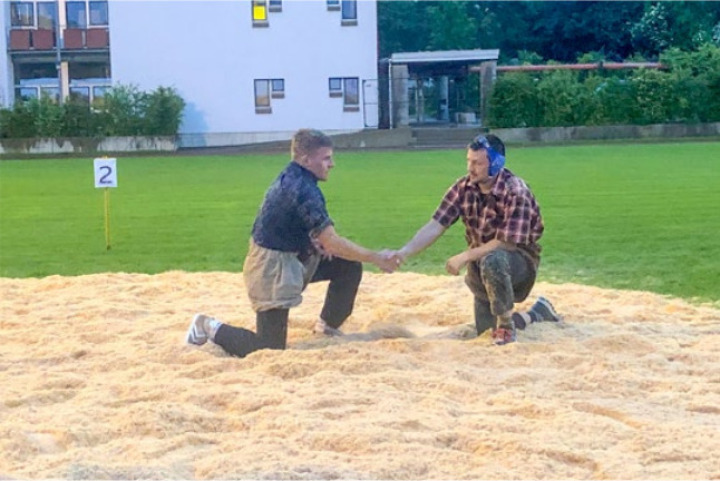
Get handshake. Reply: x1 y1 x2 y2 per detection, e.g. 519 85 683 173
371 249 470 276
372 249 406 274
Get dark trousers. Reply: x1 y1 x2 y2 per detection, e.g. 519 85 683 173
214 257 363 358
465 249 536 335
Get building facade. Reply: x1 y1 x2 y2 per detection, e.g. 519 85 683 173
1 0 379 146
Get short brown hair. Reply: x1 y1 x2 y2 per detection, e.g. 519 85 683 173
291 129 333 159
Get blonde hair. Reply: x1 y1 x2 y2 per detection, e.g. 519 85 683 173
291 129 333 159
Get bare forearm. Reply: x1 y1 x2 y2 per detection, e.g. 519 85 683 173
399 219 446 258
317 225 398 272
464 239 515 263
446 239 516 275
323 233 379 264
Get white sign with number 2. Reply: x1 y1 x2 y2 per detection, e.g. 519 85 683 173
94 158 118 188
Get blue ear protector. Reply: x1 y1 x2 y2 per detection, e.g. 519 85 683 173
472 135 505 176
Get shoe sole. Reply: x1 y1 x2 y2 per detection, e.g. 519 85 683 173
313 326 344 337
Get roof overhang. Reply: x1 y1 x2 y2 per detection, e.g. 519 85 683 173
390 49 500 64
387 49 499 77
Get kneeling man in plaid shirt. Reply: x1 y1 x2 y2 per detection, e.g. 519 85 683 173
396 134 560 345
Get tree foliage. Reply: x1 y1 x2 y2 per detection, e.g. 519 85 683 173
378 1 720 63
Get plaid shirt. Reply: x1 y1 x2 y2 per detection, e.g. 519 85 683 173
432 168 544 265
252 162 333 254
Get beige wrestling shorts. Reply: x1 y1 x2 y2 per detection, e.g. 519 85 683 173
243 240 320 312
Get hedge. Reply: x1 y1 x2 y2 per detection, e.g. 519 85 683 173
488 44 720 128
0 84 185 139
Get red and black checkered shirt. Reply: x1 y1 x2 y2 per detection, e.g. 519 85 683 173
432 168 544 266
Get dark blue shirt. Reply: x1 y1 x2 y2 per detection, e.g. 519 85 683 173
251 161 333 254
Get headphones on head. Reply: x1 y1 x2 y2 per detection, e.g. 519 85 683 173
472 135 505 177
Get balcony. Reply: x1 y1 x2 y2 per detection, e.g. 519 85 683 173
64 28 109 49
8 27 110 63
9 27 109 50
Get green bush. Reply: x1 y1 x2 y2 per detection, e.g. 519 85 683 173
144 86 186 136
536 70 591 126
488 43 720 128
487 73 541 128
0 83 185 139
30 96 64 137
0 102 36 138
591 76 641 125
101 84 147 136
61 98 97 137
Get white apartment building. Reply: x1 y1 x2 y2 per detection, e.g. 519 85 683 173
0 0 379 146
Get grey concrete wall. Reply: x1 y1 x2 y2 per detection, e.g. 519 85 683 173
493 122 720 145
1 122 718 157
0 137 177 156
329 128 415 149
177 128 416 153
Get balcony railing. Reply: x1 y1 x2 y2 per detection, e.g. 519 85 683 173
8 28 109 51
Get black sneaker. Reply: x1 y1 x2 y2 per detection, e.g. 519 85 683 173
533 297 561 322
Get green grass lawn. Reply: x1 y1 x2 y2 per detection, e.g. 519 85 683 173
1 141 719 304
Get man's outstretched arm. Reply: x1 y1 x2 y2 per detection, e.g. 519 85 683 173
398 219 447 260
316 225 399 273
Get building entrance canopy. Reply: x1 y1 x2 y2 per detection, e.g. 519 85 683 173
386 49 500 128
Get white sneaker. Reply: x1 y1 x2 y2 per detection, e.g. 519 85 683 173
313 319 344 337
186 313 210 345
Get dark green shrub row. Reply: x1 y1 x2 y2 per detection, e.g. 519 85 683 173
488 44 720 128
0 84 185 139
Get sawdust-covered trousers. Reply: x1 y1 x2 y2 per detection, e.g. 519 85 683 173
465 248 537 335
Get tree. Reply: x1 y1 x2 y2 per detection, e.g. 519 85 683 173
426 2 479 51
377 0 720 63
377 0 432 58
631 3 673 58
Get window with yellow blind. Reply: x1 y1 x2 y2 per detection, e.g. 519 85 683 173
252 0 268 27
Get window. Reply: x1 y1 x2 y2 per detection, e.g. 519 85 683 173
37 2 57 30
343 78 359 110
66 1 87 28
89 1 109 26
65 1 108 29
341 0 357 26
326 0 340 11
255 79 284 113
10 2 34 27
92 86 109 108
268 0 282 13
329 77 360 111
40 87 60 103
271 79 285 99
328 77 343 98
16 87 38 101
69 86 91 104
254 79 271 114
252 0 268 27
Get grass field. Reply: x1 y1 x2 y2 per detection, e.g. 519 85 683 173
1 141 719 304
